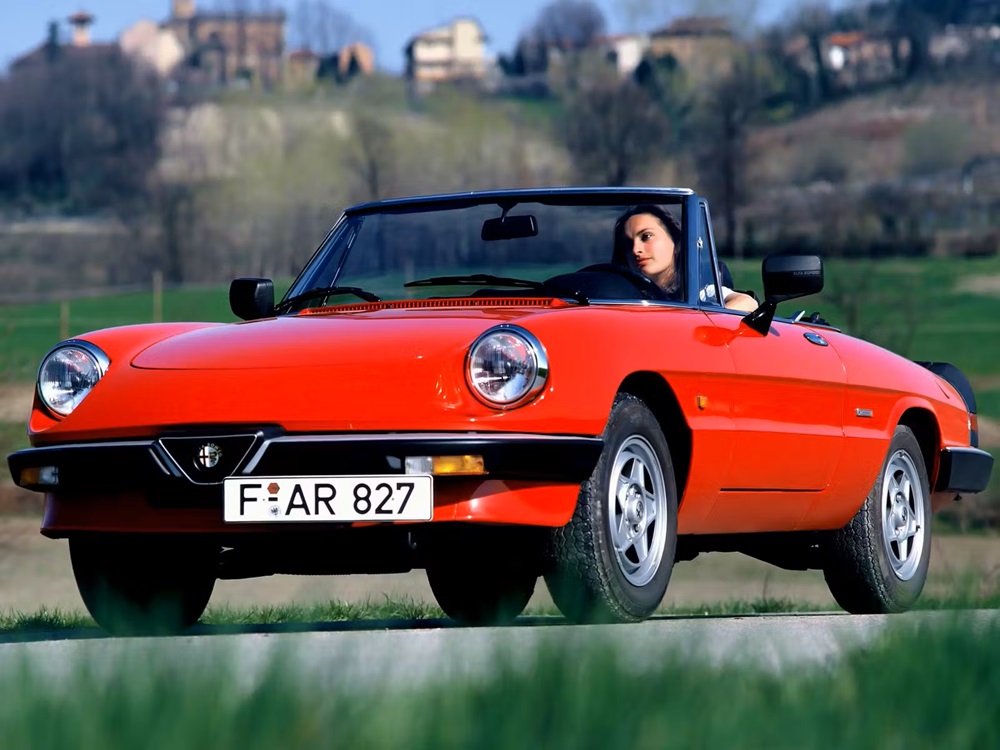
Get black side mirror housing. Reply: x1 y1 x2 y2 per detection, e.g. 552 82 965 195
762 254 824 304
742 254 823 335
230 278 275 321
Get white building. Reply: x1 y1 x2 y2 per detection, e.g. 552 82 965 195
405 18 492 91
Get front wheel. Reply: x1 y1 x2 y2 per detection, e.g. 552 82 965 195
545 393 678 623
822 425 932 614
70 535 218 636
426 564 537 626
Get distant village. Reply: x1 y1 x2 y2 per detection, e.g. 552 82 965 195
10 0 1000 99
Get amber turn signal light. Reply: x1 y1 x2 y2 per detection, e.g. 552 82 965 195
405 455 486 476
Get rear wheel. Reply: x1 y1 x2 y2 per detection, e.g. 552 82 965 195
545 393 678 623
823 425 931 613
70 535 218 636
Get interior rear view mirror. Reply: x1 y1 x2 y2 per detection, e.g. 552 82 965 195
481 214 538 241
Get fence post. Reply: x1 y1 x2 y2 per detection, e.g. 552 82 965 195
153 270 163 323
60 299 70 341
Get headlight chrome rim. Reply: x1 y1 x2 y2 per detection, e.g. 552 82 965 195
37 340 110 418
465 325 549 409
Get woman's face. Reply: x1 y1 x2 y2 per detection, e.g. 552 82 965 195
623 214 675 288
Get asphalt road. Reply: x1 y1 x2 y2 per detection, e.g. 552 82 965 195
2 610 996 690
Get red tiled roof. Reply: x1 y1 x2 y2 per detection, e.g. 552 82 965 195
828 31 866 47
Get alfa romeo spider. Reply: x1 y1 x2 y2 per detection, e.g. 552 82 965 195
8 187 994 633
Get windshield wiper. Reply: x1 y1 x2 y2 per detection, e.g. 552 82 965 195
274 285 382 314
404 274 589 305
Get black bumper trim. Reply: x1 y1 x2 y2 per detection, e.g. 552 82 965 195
935 447 994 494
7 432 604 494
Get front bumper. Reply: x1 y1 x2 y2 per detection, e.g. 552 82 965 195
10 431 602 535
9 430 602 500
935 447 994 494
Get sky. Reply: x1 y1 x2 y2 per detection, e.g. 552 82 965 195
1 0 831 74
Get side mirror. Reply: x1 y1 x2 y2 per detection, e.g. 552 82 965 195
742 254 823 336
230 278 275 321
762 254 824 304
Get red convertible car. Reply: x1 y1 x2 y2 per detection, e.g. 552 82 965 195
8 188 994 633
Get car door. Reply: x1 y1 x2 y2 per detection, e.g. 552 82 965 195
696 203 847 495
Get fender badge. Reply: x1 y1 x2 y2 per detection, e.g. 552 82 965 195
855 408 873 418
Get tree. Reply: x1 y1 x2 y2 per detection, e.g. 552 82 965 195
633 53 694 150
292 0 375 55
345 113 396 202
0 48 166 211
792 1 836 106
510 0 607 78
533 0 608 48
562 77 671 186
688 53 773 256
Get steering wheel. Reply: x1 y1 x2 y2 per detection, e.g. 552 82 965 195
578 263 673 302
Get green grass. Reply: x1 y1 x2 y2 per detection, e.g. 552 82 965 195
2 590 997 638
977 389 1000 422
0 421 30 488
2 255 998 383
0 282 296 383
0 619 998 748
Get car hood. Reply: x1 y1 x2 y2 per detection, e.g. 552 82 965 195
131 307 548 370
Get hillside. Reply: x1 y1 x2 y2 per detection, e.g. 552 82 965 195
3 75 1000 302
749 78 1000 188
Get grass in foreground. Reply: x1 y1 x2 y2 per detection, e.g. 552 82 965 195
0 619 998 748
1 589 997 637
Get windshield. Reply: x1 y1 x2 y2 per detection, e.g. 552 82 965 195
282 199 687 311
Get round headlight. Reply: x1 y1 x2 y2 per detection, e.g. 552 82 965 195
466 326 548 408
37 342 109 417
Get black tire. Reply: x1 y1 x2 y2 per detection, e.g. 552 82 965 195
426 564 537 626
545 393 678 623
822 425 932 614
70 535 218 636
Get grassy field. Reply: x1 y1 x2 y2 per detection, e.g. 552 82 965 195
2 584 998 638
0 619 997 748
1 255 999 380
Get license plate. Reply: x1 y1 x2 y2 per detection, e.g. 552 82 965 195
223 475 433 523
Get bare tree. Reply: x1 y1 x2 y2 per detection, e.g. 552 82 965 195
688 54 772 256
292 0 374 55
562 78 671 186
345 113 396 202
533 0 608 49
792 1 835 105
509 0 607 77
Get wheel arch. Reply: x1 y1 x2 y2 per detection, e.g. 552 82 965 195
897 407 940 486
617 372 692 504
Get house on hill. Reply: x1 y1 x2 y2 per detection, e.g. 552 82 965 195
404 18 493 93
783 29 909 93
647 16 740 83
285 42 376 89
161 0 286 89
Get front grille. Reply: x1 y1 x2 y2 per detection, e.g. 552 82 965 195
159 434 259 485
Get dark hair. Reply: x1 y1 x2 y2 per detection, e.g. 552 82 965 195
612 204 683 295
